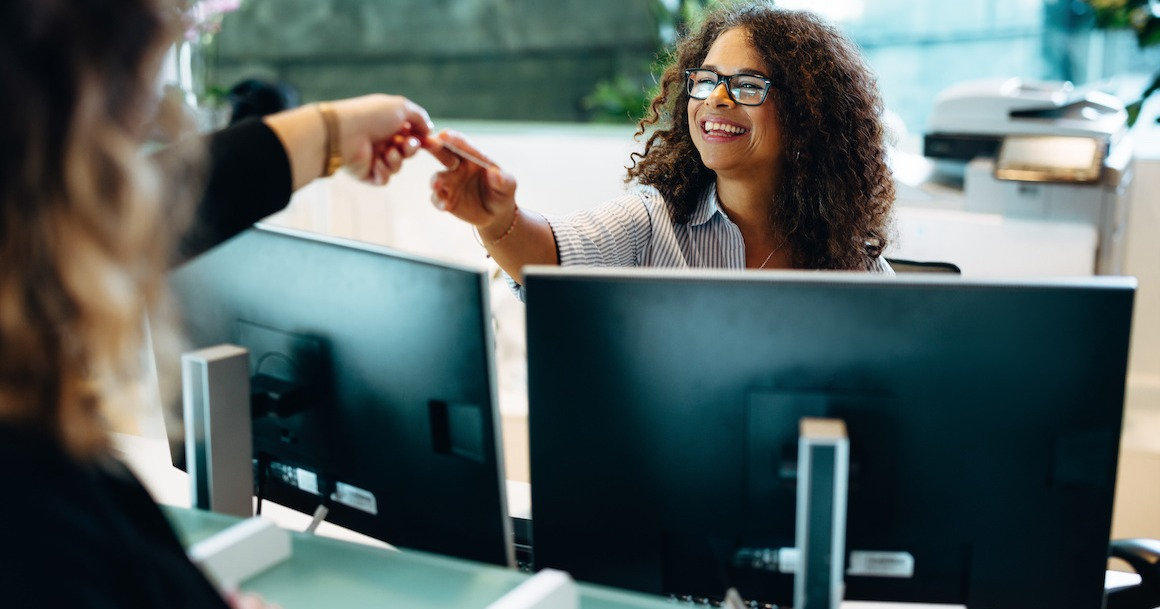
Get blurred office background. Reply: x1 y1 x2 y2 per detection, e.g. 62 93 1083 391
192 0 1160 143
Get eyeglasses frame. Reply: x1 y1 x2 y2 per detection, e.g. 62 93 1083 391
684 68 774 107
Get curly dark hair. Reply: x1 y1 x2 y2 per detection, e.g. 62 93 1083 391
627 2 894 270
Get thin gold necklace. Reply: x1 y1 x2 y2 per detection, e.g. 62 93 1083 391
757 235 789 269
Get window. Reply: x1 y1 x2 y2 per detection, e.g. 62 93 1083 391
203 0 1157 144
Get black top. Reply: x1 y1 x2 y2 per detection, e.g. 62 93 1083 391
0 119 293 608
0 427 231 608
181 118 293 261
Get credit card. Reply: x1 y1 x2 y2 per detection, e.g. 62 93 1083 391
440 139 496 170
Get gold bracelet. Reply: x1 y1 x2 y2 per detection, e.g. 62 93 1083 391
487 204 519 246
316 102 343 177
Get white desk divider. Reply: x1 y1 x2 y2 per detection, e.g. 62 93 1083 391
188 516 291 590
486 568 579 609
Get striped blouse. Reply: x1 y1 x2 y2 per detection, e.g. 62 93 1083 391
508 182 892 299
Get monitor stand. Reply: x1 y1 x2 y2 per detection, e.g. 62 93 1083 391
794 418 849 609
731 417 850 608
183 344 254 518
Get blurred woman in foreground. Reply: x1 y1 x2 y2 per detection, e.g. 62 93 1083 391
0 0 430 605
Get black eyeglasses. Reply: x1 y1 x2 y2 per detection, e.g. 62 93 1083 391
685 68 773 106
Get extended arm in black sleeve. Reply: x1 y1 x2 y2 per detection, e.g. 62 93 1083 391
177 118 294 262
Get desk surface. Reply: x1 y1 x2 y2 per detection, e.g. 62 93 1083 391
166 506 677 609
143 436 1137 609
168 507 984 609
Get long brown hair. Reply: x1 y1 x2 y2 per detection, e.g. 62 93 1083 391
627 2 894 270
0 0 200 457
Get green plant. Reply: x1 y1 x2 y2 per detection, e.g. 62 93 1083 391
582 75 657 123
1085 0 1160 46
1082 1 1160 124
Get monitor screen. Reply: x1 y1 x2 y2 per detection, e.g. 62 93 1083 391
524 267 1133 608
164 224 512 566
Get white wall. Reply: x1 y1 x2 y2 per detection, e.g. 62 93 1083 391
1112 98 1160 541
268 120 642 267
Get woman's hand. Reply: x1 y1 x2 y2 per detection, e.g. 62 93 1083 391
264 93 434 190
425 130 519 242
331 94 432 186
424 130 557 281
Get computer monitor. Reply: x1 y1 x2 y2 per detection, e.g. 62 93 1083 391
164 224 512 566
524 267 1134 608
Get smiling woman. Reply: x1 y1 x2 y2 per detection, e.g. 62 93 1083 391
630 4 894 272
425 2 894 297
684 27 788 268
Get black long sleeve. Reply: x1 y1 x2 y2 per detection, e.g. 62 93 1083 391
179 118 294 261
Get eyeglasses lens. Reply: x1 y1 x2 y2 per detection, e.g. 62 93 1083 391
685 69 768 106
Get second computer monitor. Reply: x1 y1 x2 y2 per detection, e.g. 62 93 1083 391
524 268 1133 608
167 224 512 566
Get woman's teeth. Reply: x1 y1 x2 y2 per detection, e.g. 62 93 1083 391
703 121 748 135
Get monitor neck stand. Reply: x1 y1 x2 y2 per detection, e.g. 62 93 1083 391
182 344 254 518
793 417 850 609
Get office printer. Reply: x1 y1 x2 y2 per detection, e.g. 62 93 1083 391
921 78 1132 275
925 77 1128 162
